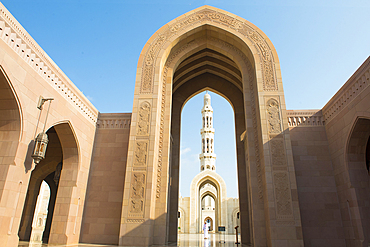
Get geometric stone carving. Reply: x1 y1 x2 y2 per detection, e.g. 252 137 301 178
137 101 151 136
129 172 146 217
273 172 293 218
266 99 281 134
126 219 145 223
134 141 148 167
270 136 286 167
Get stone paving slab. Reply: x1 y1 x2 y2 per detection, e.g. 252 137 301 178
18 234 246 247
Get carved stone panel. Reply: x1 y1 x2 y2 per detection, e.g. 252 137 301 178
137 101 151 136
273 172 293 219
266 99 281 134
270 136 286 167
128 172 146 218
134 141 148 167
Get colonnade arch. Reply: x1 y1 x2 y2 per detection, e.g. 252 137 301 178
18 121 79 244
345 117 370 245
120 5 303 247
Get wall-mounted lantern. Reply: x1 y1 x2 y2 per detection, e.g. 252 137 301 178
31 96 54 164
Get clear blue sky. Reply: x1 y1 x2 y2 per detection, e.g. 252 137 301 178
2 0 369 197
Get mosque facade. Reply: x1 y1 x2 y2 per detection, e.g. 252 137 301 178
0 3 369 247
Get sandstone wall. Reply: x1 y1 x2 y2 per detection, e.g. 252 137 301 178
80 113 131 245
288 110 345 246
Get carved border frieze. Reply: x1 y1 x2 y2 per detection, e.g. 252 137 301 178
322 60 370 123
286 110 324 127
126 218 145 223
96 113 132 129
0 6 98 123
141 8 278 94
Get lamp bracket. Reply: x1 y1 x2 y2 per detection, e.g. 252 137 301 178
37 96 54 110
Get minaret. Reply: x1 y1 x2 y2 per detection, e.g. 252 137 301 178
199 91 216 171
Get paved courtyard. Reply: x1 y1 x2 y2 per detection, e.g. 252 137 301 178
18 233 244 247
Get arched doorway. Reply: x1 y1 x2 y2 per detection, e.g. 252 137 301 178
346 117 370 244
18 122 79 245
18 126 62 243
120 6 303 247
203 217 213 232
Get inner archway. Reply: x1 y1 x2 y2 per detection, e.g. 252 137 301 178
177 90 239 236
168 40 253 244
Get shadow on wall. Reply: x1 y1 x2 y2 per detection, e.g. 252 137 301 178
24 140 34 173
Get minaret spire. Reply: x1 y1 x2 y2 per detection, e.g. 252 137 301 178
199 91 216 172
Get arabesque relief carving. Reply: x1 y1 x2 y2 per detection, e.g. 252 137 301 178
141 8 277 93
129 173 146 217
134 141 148 167
267 99 281 134
137 101 151 136
273 172 293 218
270 137 286 167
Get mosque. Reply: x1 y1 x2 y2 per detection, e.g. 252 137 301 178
177 92 239 234
0 3 369 247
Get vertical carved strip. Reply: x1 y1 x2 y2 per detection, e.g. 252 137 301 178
137 101 151 136
156 79 166 199
273 172 293 219
266 98 294 219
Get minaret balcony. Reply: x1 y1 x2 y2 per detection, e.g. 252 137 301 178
200 128 215 134
199 153 217 159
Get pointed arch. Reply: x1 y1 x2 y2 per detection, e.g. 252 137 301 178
122 5 302 247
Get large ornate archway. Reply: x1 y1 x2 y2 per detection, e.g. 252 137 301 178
119 6 303 247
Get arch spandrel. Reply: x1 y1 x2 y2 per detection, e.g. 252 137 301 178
136 5 281 95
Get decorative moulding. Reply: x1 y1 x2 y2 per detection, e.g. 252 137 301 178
0 3 98 123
